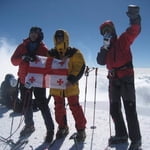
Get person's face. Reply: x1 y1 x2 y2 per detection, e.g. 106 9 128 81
55 35 64 44
103 28 113 36
55 35 66 57
29 32 39 42
102 24 115 37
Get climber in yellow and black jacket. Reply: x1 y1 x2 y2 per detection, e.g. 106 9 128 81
48 29 87 142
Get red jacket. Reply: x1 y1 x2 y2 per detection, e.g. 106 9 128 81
97 24 141 78
11 38 48 84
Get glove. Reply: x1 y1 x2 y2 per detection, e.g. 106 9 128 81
103 33 112 49
126 5 141 25
25 82 32 89
22 55 35 62
126 5 139 19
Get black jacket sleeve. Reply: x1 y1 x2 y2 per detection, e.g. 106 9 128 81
96 47 108 65
67 64 85 84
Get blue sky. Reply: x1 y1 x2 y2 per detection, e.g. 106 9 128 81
0 0 150 68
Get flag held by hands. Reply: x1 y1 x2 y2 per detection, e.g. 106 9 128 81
25 55 69 89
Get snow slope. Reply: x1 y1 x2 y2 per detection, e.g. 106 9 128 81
0 100 150 150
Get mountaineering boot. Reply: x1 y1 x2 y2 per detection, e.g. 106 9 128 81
76 129 86 142
56 126 69 139
20 125 35 136
109 135 128 145
44 130 54 143
128 139 142 150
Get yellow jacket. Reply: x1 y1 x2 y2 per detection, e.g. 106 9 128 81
48 47 85 97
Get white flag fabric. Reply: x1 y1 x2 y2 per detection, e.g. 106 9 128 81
45 75 67 89
25 73 44 88
25 55 69 89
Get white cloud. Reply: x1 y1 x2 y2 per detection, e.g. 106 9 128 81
0 38 18 83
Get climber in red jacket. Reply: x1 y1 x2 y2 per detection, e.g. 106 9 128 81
97 5 142 150
11 27 54 143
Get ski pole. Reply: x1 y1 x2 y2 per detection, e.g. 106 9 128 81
104 83 113 149
83 66 89 114
84 66 95 114
107 94 112 147
108 105 112 138
9 79 20 139
90 68 98 150
91 67 98 129
10 98 15 138
7 79 20 141
104 110 112 150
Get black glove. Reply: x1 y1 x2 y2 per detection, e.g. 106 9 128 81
126 5 141 25
22 55 35 62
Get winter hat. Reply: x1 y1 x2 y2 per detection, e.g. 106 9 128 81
29 26 44 42
4 74 15 82
100 20 116 36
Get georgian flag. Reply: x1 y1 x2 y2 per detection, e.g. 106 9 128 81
25 55 69 89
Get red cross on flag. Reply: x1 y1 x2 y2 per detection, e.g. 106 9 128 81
25 55 69 89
